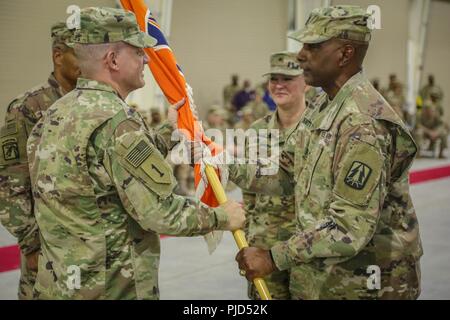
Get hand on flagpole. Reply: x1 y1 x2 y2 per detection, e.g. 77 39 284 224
221 200 246 231
167 98 186 130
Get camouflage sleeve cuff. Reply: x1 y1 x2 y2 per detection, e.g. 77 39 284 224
270 242 295 271
212 206 229 230
154 121 178 151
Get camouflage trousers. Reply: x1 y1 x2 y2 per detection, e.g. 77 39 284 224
18 251 36 300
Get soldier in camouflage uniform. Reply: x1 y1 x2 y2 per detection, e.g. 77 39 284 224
234 106 254 131
0 22 79 300
420 74 443 104
242 51 308 299
235 5 423 300
244 88 270 121
415 99 448 159
27 7 244 300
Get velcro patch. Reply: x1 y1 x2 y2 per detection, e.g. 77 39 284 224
0 118 27 166
2 138 20 161
119 136 175 198
334 141 383 206
126 140 153 167
0 121 18 137
344 161 372 190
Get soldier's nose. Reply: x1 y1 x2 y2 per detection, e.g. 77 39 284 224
297 48 306 64
143 53 149 65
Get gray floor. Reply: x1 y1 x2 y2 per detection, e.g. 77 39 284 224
1 162 450 300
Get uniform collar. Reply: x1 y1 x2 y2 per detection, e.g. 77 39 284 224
310 71 365 131
267 110 279 130
268 109 302 142
76 78 120 96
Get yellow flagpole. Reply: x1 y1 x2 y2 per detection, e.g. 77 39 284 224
204 165 272 300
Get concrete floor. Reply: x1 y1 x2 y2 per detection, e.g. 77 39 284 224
1 157 450 300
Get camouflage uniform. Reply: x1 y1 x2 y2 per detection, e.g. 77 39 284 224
234 106 254 131
246 88 270 121
420 84 443 104
0 22 73 300
233 6 423 300
385 88 406 121
223 83 240 109
248 101 270 121
414 100 448 155
242 52 305 299
27 8 229 300
244 111 300 299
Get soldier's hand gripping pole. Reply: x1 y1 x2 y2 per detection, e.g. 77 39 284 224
204 165 272 300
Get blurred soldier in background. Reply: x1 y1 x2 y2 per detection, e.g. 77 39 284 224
149 106 163 128
415 100 448 159
0 22 79 299
385 82 406 121
223 74 240 110
234 105 255 131
245 88 270 121
420 74 443 104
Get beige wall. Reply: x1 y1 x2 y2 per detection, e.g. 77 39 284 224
332 0 410 89
1 0 448 125
422 0 450 125
332 0 450 125
0 0 116 125
170 0 288 117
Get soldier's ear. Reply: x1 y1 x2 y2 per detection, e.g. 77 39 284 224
339 44 355 67
105 50 120 71
52 46 63 66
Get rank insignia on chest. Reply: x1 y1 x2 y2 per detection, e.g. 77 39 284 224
344 161 372 190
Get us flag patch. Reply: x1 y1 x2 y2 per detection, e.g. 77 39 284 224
126 140 153 168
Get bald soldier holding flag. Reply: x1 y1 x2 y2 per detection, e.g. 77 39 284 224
27 7 244 300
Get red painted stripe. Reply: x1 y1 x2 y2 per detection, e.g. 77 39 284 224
0 245 20 273
410 164 450 184
1 164 450 274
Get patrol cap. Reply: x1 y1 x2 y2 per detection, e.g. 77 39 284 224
263 51 302 77
289 5 372 44
70 7 156 48
51 21 75 46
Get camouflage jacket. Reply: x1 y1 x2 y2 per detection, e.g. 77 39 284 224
27 79 229 300
269 72 423 299
0 73 65 255
243 111 299 249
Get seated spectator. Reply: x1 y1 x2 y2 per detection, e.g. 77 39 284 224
415 101 448 159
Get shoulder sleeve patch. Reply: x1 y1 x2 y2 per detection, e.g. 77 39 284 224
334 141 383 206
116 134 176 198
0 116 28 166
